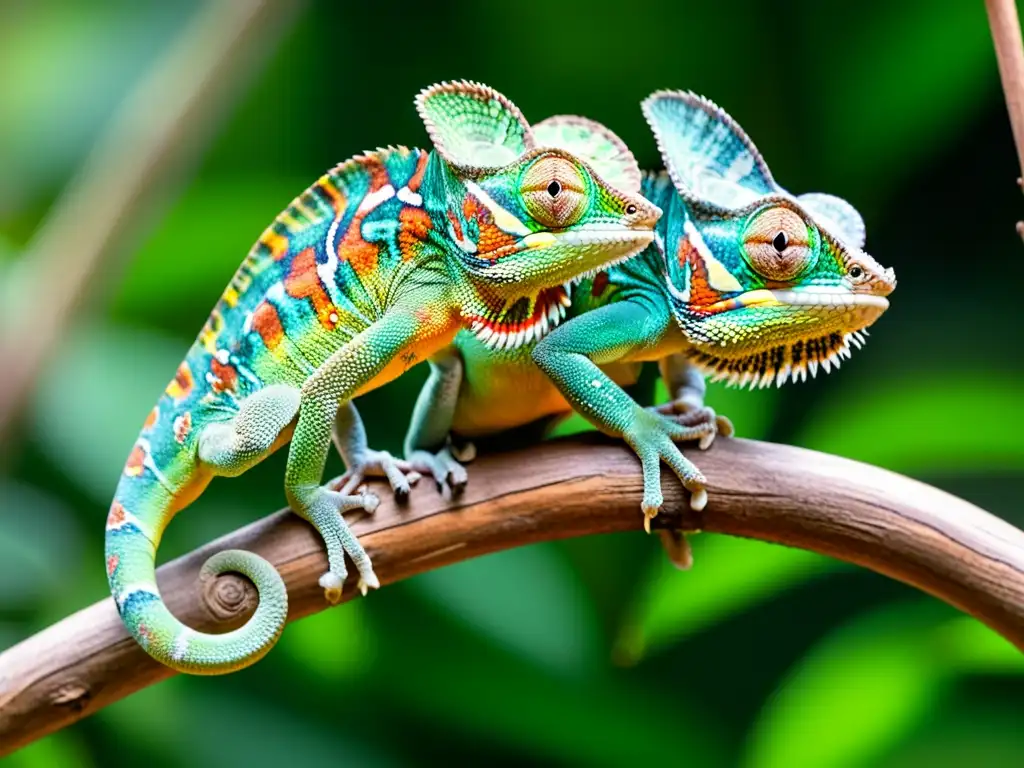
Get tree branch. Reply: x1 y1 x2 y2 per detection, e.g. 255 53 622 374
985 0 1024 238
1 435 1022 754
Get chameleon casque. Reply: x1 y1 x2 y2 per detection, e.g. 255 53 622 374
380 90 897 542
105 81 661 674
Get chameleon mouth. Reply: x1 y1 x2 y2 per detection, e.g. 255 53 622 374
686 328 872 389
466 283 575 351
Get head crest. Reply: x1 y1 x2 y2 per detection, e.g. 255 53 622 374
642 90 866 247
532 115 642 193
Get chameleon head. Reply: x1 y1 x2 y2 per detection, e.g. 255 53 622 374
642 89 896 387
417 81 660 350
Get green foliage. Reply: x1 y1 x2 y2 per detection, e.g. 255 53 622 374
2 1 1023 766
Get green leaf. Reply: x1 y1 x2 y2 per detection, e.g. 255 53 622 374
29 322 185 503
410 543 602 677
277 601 375 681
616 536 836 664
113 176 310 319
742 601 954 768
795 373 1024 474
934 615 1024 675
0 731 92 768
0 481 82 609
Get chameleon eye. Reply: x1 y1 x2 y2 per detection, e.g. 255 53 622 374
743 206 814 281
521 154 587 228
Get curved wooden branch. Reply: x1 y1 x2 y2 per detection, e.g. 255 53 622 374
1 435 1023 754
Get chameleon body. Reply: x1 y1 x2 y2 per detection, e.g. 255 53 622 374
392 91 897 536
105 82 660 674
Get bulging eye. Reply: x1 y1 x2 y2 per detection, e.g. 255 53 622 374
522 155 587 228
742 206 814 281
848 264 866 281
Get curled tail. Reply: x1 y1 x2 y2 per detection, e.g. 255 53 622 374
105 400 288 675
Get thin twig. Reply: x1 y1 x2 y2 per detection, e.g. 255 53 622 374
1 435 1022 754
985 0 1024 238
0 0 303 442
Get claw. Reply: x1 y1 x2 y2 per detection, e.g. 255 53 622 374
689 488 708 512
357 570 380 596
642 505 658 534
658 530 693 570
319 571 344 604
698 431 715 450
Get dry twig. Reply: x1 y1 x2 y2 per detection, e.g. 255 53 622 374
1 435 1022 755
985 0 1024 237
0 0 302 442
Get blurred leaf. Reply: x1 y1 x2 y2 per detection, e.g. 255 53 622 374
816 0 995 192
100 679 397 768
278 601 375 681
878 697 1024 768
616 536 836 664
410 543 601 677
0 2 196 213
935 615 1024 675
113 176 308 321
795 374 1024 474
742 601 953 768
30 322 184 503
0 481 82 609
0 730 92 768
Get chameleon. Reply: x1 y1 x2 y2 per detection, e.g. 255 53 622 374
373 89 896 547
104 81 661 674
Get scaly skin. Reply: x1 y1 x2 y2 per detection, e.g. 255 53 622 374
105 81 660 675
395 90 896 543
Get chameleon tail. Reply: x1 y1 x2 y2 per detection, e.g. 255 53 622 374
105 462 288 675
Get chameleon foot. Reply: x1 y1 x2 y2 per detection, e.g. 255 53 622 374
292 486 380 605
406 446 468 500
625 409 711 525
658 529 694 570
329 449 422 500
649 399 734 449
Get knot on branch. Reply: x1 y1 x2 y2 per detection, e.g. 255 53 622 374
200 571 258 625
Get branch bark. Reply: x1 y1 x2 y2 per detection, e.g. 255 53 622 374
1 435 1023 754
985 0 1024 237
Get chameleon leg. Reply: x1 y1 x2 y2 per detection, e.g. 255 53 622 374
197 384 302 476
328 400 422 499
403 347 469 497
651 354 734 444
533 299 715 523
285 311 425 602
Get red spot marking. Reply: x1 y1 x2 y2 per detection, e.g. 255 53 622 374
252 301 285 350
173 412 193 444
165 362 194 401
285 248 340 329
338 219 380 276
679 235 719 310
209 359 239 394
447 209 464 241
414 306 434 324
107 501 127 529
137 623 153 643
399 207 433 261
407 152 429 192
591 271 610 298
463 197 481 222
106 554 120 577
142 406 159 432
124 445 146 477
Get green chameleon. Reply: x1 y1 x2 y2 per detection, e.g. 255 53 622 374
372 90 896 546
105 81 661 674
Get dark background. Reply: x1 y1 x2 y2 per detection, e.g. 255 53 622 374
1 1 1022 766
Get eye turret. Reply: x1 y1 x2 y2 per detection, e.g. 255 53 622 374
521 155 587 228
742 206 815 281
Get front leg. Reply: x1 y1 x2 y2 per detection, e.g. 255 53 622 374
651 354 735 442
533 300 715 529
285 311 424 603
403 346 470 498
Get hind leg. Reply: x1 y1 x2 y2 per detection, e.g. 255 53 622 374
198 385 378 601
197 384 303 476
